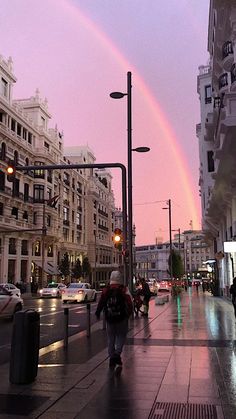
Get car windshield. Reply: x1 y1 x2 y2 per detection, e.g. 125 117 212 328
0 286 9 295
47 284 58 288
68 283 84 288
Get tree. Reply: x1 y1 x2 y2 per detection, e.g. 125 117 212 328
71 258 82 280
168 249 184 279
82 257 91 279
58 253 70 279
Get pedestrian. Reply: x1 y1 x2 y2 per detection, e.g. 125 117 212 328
139 278 151 317
230 277 236 319
95 270 133 372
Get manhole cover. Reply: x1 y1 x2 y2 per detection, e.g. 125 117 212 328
149 402 218 419
0 394 49 415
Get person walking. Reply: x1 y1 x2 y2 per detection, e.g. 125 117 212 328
95 270 133 371
139 278 151 317
230 277 236 319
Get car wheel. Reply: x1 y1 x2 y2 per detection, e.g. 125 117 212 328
14 303 22 313
63 300 68 304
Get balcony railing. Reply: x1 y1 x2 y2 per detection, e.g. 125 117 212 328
98 208 108 217
231 63 236 84
222 41 233 60
98 224 109 232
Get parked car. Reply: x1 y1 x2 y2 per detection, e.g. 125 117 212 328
39 283 67 298
158 281 171 292
61 283 97 303
0 285 23 319
1 283 21 297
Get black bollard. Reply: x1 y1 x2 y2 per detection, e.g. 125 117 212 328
86 303 91 338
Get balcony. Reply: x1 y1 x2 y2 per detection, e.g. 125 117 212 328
231 63 236 91
98 224 109 232
219 73 229 92
222 41 234 71
98 208 108 217
63 220 70 226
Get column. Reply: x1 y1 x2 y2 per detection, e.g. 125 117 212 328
1 236 9 282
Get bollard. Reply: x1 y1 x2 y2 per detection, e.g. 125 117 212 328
86 303 91 338
64 307 69 349
10 310 40 384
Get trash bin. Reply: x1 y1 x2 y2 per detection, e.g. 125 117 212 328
9 309 40 384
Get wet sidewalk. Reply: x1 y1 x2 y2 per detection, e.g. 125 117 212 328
1 288 236 418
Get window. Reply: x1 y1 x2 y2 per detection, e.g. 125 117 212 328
35 241 41 256
0 142 6 160
24 183 29 202
207 150 215 172
44 141 49 150
11 207 18 219
33 212 37 224
23 211 28 221
47 214 51 227
34 162 45 179
9 238 16 254
0 202 3 215
21 240 28 255
205 85 212 104
11 119 16 132
34 185 44 202
1 78 8 97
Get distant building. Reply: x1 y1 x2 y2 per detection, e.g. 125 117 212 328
135 230 212 280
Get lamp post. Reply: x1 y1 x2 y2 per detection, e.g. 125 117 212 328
110 72 150 292
162 199 173 281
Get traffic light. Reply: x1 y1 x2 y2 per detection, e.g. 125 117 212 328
113 228 123 250
6 162 16 182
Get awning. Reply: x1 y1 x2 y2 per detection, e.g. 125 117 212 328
33 261 60 275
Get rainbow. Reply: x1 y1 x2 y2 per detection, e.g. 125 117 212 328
55 0 200 229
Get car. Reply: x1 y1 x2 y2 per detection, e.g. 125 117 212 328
1 283 21 297
158 281 171 292
0 285 23 319
39 283 67 298
61 282 97 303
147 280 159 295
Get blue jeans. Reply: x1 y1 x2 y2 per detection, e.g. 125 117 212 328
106 318 128 358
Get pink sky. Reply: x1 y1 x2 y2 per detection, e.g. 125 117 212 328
0 0 209 245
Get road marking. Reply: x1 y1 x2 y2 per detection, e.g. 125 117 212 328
68 324 80 327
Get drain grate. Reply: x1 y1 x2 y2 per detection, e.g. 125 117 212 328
149 402 218 419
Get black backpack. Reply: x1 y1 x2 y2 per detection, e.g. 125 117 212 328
105 286 127 323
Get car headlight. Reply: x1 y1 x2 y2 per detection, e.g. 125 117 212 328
39 289 43 294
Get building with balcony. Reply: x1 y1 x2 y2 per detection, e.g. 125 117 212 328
0 54 118 289
197 0 236 296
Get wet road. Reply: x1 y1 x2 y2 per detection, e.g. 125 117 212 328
0 297 99 364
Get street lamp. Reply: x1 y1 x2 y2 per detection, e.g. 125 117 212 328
162 199 173 281
110 71 150 292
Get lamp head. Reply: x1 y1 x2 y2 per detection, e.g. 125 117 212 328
110 91 127 99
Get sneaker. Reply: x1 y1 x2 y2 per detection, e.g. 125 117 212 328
114 364 122 375
109 357 117 369
114 355 122 365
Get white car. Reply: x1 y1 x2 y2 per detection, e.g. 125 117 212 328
0 285 23 319
61 283 97 303
1 283 21 297
39 283 67 298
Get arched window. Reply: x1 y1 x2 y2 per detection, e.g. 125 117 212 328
0 142 6 160
14 150 18 165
